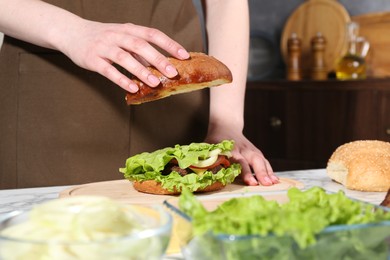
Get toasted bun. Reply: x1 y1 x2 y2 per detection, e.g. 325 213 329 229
125 52 232 105
326 140 390 192
133 180 226 195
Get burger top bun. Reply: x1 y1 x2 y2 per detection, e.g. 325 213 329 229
125 52 232 105
326 140 390 192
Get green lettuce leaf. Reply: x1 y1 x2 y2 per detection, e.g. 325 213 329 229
119 140 241 192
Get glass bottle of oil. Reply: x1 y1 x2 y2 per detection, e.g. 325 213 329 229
335 22 369 80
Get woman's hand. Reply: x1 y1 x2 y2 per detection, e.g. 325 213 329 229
205 128 279 186
60 21 190 93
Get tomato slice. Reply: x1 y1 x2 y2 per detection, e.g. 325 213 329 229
190 155 231 169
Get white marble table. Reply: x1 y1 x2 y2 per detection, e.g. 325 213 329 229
0 168 386 217
0 168 387 260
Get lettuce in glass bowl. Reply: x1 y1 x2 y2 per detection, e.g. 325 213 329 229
164 187 390 260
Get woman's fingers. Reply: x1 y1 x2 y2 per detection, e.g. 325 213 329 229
124 24 189 60
92 56 139 92
116 24 189 83
229 139 279 186
250 154 278 186
64 22 190 91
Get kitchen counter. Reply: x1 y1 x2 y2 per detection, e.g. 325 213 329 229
0 168 387 216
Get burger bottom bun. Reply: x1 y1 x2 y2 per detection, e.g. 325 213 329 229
326 140 390 192
132 180 226 195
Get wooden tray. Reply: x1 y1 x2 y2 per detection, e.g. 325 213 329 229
59 178 304 205
281 0 351 77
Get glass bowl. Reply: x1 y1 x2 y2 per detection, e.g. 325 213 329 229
164 191 390 260
0 196 172 260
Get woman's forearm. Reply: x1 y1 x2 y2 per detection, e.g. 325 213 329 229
0 0 190 92
203 0 250 131
0 0 84 52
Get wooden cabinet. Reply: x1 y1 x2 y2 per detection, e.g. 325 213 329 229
244 79 390 171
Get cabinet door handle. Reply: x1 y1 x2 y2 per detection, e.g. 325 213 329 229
386 127 390 136
270 116 282 129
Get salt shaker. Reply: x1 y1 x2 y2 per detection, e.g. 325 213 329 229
286 33 302 81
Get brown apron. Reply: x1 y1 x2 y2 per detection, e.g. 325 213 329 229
0 0 207 188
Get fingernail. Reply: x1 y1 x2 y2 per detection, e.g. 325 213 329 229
165 65 178 77
271 176 280 183
148 74 160 86
178 48 190 59
264 176 273 185
128 83 139 93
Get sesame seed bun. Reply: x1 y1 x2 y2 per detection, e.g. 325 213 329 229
326 140 390 192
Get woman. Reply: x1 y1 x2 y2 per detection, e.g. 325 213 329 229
0 0 277 188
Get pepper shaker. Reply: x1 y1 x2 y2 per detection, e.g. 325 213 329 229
311 32 328 80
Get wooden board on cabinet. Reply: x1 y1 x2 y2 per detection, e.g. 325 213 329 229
281 0 350 78
352 12 390 78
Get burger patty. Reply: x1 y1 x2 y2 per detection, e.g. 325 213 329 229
162 164 189 176
162 163 224 176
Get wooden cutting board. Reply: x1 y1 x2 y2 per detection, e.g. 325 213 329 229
59 178 304 205
352 11 390 78
281 0 351 77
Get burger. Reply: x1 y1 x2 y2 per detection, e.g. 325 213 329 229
119 140 241 195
